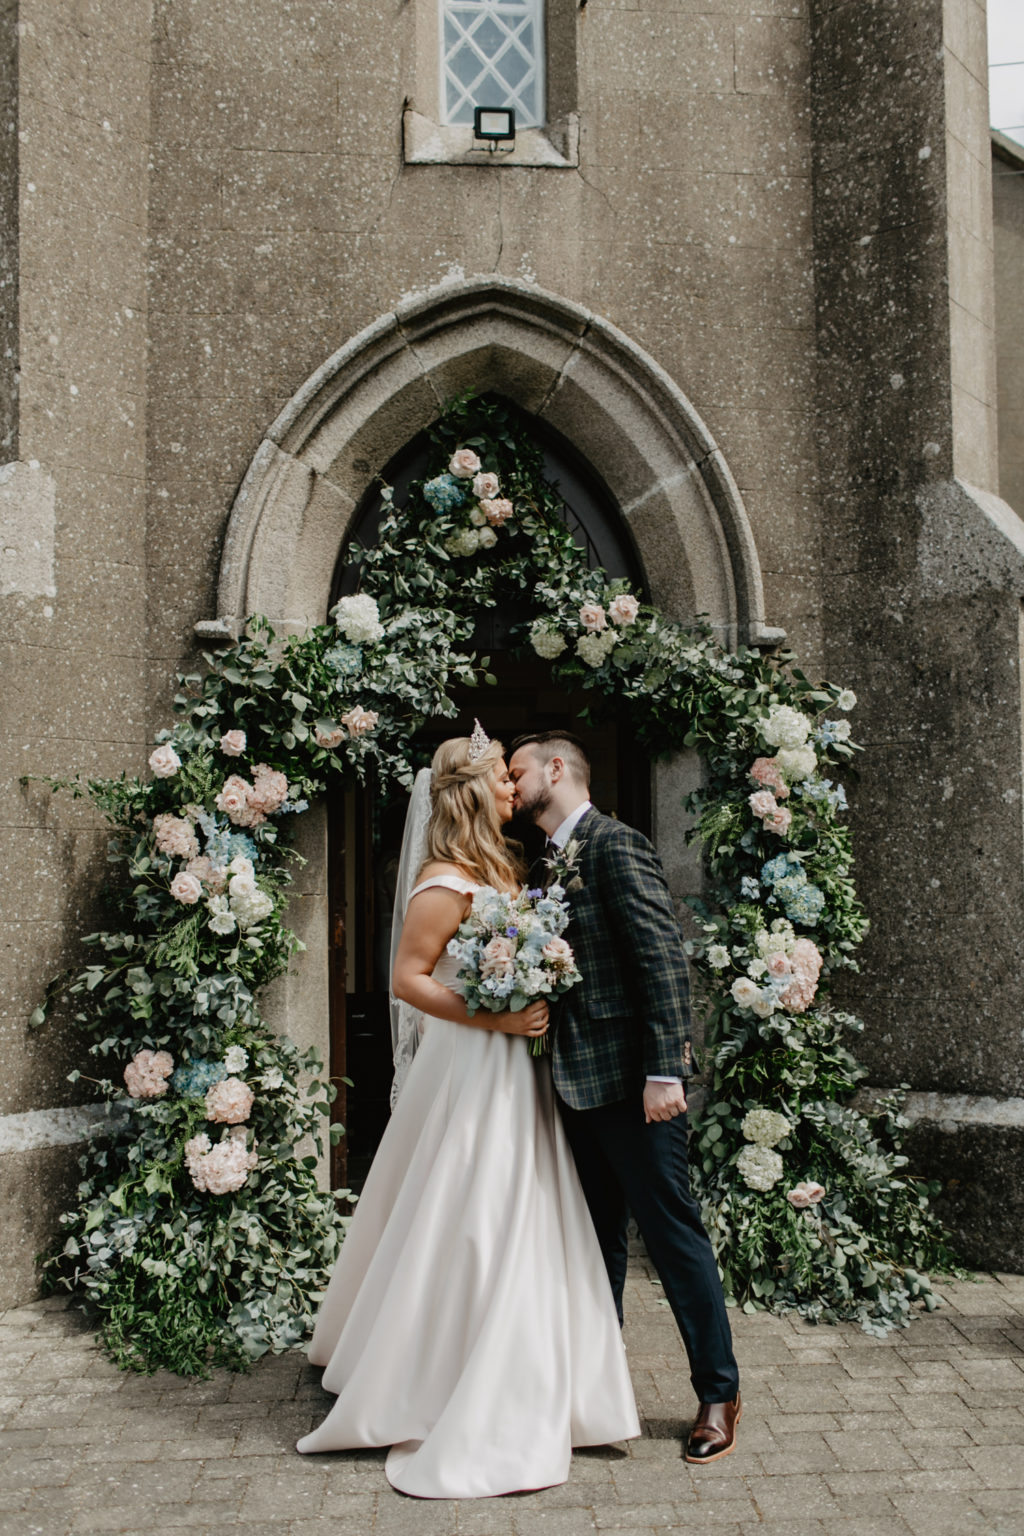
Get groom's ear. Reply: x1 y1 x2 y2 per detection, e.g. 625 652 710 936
548 754 565 783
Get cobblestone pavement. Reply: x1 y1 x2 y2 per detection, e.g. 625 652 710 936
2 1263 1023 1536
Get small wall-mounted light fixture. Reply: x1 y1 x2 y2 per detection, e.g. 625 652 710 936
473 106 516 150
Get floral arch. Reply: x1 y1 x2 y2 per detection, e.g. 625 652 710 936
34 374 954 1377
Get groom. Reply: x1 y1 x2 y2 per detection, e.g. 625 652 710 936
508 730 741 1463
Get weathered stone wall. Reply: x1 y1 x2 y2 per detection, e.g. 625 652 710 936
810 0 1024 1268
0 0 17 456
993 132 1024 516
0 0 153 1306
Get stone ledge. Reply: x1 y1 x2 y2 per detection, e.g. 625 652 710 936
402 109 579 168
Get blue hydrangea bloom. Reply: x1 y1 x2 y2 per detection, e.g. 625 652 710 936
779 879 826 926
761 852 802 887
198 815 259 868
171 1058 227 1097
324 642 364 678
423 473 466 515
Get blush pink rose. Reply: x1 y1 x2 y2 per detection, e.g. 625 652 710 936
449 448 481 479
608 594 639 626
148 743 180 778
471 471 500 500
215 774 264 828
787 1181 825 1208
479 497 514 526
481 936 515 978
315 723 346 749
767 951 793 977
205 1076 255 1125
749 789 778 820
219 729 246 757
765 805 793 836
542 936 574 969
124 1049 174 1099
341 706 379 738
750 756 790 799
170 871 203 905
579 602 607 632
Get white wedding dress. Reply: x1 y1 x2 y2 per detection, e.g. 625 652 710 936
297 875 640 1498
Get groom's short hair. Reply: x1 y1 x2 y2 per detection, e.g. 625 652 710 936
511 730 591 789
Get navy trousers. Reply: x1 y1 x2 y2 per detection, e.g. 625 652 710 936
558 1096 740 1405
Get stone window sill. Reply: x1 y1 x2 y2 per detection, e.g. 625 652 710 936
402 109 579 168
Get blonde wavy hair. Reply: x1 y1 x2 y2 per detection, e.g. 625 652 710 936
420 736 524 891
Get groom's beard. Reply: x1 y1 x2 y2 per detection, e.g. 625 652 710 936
514 783 553 825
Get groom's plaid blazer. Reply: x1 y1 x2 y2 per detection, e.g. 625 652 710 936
548 806 697 1111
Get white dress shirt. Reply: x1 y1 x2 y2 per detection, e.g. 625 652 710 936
549 799 681 1087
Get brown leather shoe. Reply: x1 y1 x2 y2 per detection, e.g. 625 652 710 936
684 1393 741 1464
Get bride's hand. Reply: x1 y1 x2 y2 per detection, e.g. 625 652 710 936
497 999 549 1038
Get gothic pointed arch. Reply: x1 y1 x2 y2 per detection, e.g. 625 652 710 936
206 276 781 654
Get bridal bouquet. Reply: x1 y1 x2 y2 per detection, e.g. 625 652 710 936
447 886 582 1054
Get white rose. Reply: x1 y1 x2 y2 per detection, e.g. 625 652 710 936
170 871 203 905
227 855 254 879
206 895 237 935
608 594 639 626
477 526 498 549
751 994 777 1018
469 505 487 526
471 471 499 499
730 977 761 1008
149 743 181 778
449 448 481 479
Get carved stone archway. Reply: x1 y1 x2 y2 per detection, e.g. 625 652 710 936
203 275 781 653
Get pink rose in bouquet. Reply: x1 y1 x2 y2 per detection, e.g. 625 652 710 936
750 757 790 799
148 743 180 778
449 448 481 478
170 871 203 905
471 470 500 500
219 729 246 757
341 706 379 738
481 935 516 978
608 594 639 626
579 602 607 632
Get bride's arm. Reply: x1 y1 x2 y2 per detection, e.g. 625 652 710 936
392 888 548 1038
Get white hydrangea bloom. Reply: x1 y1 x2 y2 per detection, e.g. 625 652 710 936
761 704 812 751
776 745 817 781
576 629 617 669
333 593 385 644
737 1144 784 1192
741 1107 792 1147
224 1045 249 1074
530 620 567 660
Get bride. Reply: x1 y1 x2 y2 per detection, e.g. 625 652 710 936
296 728 639 1498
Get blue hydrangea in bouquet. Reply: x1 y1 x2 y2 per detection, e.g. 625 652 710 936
446 885 582 1054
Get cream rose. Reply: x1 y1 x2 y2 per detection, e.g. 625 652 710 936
170 871 203 905
608 593 639 626
787 1181 825 1208
471 471 500 500
542 936 574 969
315 723 346 749
449 448 481 479
481 935 515 977
749 790 778 820
341 706 379 738
731 977 761 1008
579 602 607 632
219 729 246 757
148 743 180 778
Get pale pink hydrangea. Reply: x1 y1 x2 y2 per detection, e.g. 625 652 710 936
449 448 481 479
170 871 203 905
608 594 639 626
471 470 500 500
341 706 379 738
780 938 823 1014
124 1049 174 1099
205 1075 255 1124
153 813 199 861
249 764 288 816
478 496 514 526
185 855 227 895
750 757 790 799
185 1131 258 1195
148 743 180 778
219 729 246 756
579 602 607 632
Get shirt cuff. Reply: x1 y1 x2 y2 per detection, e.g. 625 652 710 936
646 1075 683 1084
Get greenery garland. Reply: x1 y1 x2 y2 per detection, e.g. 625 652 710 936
34 393 955 1374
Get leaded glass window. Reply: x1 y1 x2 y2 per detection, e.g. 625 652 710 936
441 0 545 130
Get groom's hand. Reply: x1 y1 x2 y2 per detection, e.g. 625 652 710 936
643 1080 687 1124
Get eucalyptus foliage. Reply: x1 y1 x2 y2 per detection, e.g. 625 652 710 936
36 393 954 1374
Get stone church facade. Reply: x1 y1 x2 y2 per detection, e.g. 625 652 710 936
2 0 1022 1305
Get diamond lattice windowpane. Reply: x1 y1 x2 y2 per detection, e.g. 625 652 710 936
440 0 545 129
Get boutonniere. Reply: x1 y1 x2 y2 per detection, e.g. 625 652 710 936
545 836 586 896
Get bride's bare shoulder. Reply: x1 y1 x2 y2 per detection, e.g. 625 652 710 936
416 860 476 885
